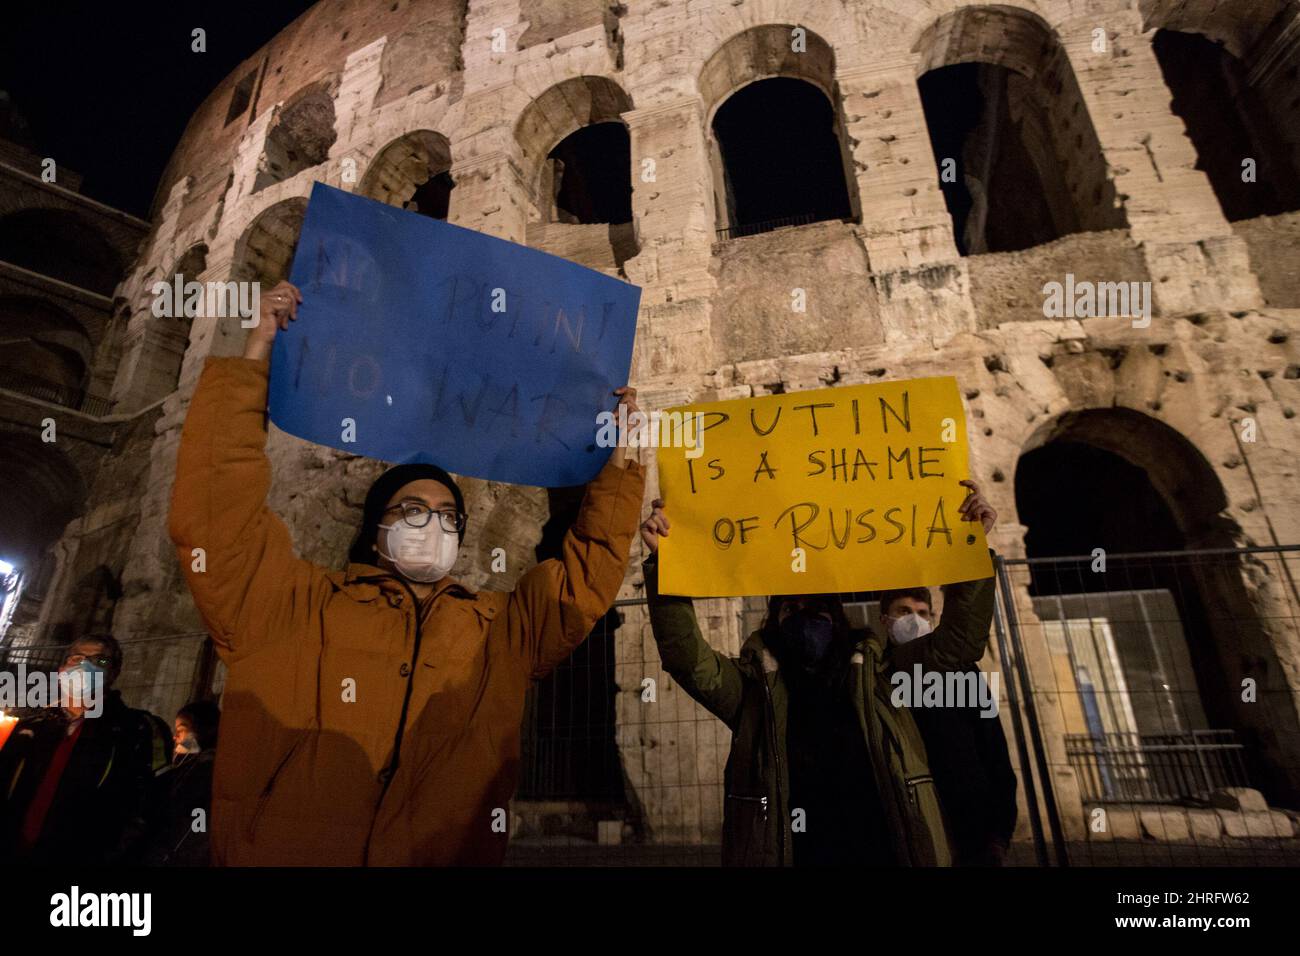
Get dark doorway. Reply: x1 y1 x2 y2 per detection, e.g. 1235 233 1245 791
1015 431 1297 804
406 171 454 220
1153 29 1300 221
547 122 633 225
711 77 853 234
918 62 1072 255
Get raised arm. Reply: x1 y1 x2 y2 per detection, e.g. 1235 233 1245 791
889 571 996 672
890 479 998 672
641 501 746 729
168 281 328 659
509 389 647 679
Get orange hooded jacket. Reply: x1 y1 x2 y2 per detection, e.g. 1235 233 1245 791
168 356 645 865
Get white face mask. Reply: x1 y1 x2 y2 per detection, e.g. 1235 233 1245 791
378 521 459 583
887 612 934 646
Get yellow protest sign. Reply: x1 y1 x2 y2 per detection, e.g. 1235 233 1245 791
657 376 992 597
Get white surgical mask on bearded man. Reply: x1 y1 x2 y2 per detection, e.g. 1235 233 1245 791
378 520 459 583
887 612 933 646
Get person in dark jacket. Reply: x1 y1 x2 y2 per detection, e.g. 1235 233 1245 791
641 479 999 866
143 699 220 866
878 586 1019 865
0 634 157 865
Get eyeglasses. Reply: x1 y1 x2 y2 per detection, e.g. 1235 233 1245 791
384 502 466 534
64 653 113 669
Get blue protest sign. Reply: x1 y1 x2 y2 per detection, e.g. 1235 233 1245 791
268 183 641 487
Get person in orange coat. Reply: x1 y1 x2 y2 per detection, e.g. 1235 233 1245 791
168 280 645 865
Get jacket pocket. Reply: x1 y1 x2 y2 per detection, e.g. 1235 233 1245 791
723 794 770 866
903 774 951 866
245 732 307 843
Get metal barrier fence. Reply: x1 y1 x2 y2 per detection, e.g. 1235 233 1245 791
7 547 1297 867
993 545 1300 867
510 545 1300 866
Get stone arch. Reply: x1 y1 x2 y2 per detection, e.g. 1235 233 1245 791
210 198 307 358
1146 0 1300 220
513 75 634 214
1018 407 1235 549
913 4 1126 254
231 198 307 287
698 22 840 112
0 208 123 296
699 24 858 234
0 430 86 571
1013 407 1300 805
514 76 639 271
0 295 93 396
1139 0 1298 59
359 130 455 220
253 79 339 193
138 243 211 399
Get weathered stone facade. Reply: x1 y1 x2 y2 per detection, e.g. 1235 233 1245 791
8 0 1300 852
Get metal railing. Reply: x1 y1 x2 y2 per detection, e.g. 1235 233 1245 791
0 368 115 417
1066 730 1249 803
715 212 818 241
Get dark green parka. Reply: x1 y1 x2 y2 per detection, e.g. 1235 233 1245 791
644 554 996 866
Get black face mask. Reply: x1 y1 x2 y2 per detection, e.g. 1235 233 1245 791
772 611 837 675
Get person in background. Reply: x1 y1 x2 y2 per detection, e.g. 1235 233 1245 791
143 699 220 866
878 585 1019 866
0 634 156 865
641 480 999 866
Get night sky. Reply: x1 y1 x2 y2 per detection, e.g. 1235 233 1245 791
0 2 316 218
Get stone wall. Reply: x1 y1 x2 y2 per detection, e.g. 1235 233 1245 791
53 0 1300 849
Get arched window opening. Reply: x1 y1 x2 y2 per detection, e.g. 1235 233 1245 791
1014 408 1300 805
1153 29 1300 220
545 122 632 225
515 77 638 272
232 199 307 287
0 296 92 401
711 78 853 239
914 6 1125 255
0 432 85 574
361 130 455 220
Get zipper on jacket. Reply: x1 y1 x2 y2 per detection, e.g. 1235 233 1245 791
857 648 917 865
758 674 786 866
905 774 935 812
728 794 769 816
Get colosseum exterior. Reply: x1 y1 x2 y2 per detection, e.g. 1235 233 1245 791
6 0 1300 854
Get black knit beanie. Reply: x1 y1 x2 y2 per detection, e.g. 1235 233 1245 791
348 463 466 565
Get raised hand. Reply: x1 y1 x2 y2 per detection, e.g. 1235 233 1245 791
640 498 670 552
244 280 302 361
957 479 997 535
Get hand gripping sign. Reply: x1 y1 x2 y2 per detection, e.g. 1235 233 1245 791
269 183 641 487
656 376 993 597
